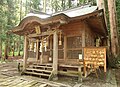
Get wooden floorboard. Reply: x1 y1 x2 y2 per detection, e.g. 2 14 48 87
0 62 70 87
0 75 67 87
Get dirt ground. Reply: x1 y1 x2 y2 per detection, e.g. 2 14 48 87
0 61 119 87
115 68 120 87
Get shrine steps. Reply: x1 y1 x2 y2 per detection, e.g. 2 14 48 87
58 64 84 82
23 63 53 80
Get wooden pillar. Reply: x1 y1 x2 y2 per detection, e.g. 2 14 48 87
64 35 67 62
40 41 43 64
23 36 28 70
82 26 86 76
36 39 40 61
82 29 85 47
53 31 58 77
49 36 53 62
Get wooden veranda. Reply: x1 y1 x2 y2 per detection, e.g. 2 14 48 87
10 9 108 80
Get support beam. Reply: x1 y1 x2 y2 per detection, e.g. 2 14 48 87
28 31 54 38
40 40 43 64
82 26 86 68
53 31 58 78
36 39 40 61
64 36 67 62
49 36 53 62
82 28 85 47
23 36 28 70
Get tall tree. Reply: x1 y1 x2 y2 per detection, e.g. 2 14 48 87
43 0 46 12
4 0 14 59
116 0 120 36
17 0 23 56
61 0 65 10
108 0 119 56
68 0 72 8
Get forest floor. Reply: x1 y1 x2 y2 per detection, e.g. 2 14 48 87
0 60 119 87
115 68 120 87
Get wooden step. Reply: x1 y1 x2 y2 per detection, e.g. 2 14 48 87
58 71 78 77
33 63 53 67
26 68 52 73
29 65 53 69
59 64 84 68
58 70 83 77
24 71 50 77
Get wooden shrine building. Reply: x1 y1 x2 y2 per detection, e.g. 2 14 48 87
10 6 108 80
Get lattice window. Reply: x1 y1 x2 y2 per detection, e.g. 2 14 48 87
58 37 64 49
58 36 64 59
67 36 82 59
43 51 50 55
67 36 82 48
85 33 91 46
28 51 36 58
58 50 64 59
67 50 82 59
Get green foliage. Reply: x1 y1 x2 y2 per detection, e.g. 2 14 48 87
31 0 41 11
0 0 25 57
108 53 120 68
8 51 23 56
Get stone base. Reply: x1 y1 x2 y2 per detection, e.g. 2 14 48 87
52 74 58 81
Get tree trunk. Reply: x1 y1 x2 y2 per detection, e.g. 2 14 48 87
18 40 21 56
68 0 72 8
20 0 22 21
12 41 15 56
108 0 119 56
0 38 2 59
4 39 8 60
17 0 22 56
96 0 107 22
62 0 65 10
55 1 58 12
81 0 86 4
96 0 105 10
25 0 28 14
43 0 46 12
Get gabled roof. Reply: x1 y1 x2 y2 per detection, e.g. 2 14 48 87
10 13 69 35
52 5 97 17
24 5 97 19
10 5 107 37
